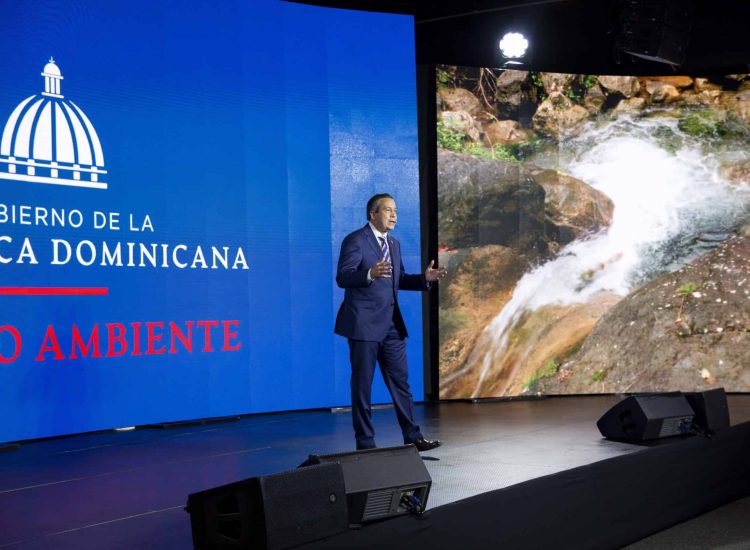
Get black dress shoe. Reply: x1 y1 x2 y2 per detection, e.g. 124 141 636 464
411 437 442 452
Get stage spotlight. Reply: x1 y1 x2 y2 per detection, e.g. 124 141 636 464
499 32 528 59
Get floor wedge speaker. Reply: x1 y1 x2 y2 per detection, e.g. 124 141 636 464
685 387 730 434
186 462 348 549
300 445 431 524
597 394 694 441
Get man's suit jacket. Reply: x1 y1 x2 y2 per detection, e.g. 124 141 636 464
335 224 428 342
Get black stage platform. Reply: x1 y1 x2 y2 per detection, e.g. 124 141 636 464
1 395 748 549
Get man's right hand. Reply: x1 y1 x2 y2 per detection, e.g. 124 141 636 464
370 259 392 279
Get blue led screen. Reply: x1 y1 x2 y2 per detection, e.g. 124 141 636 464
0 0 422 442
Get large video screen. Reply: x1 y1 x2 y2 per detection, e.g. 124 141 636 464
437 66 750 399
0 0 422 442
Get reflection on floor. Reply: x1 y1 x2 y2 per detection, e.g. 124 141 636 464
0 394 748 549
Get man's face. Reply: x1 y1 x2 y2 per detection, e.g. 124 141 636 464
369 198 397 233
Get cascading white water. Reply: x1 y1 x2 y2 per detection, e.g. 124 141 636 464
470 115 750 396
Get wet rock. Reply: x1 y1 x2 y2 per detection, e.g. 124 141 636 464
642 76 694 89
445 292 621 398
483 119 528 146
613 97 646 114
644 81 681 103
438 245 534 398
598 75 640 98
441 110 481 142
721 90 750 124
438 149 549 251
537 236 750 394
530 169 614 244
532 92 590 139
438 245 531 310
583 84 606 114
502 293 622 396
473 109 501 126
694 78 723 93
677 110 721 138
681 89 722 106
495 70 528 117
439 87 482 116
719 161 750 185
540 73 576 94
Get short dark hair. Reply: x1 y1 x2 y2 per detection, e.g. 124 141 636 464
366 193 394 220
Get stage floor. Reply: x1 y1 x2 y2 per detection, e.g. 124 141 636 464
1 394 748 549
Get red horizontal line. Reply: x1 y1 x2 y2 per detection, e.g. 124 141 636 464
0 287 109 296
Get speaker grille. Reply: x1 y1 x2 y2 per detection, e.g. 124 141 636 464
597 394 695 441
212 493 246 543
300 445 432 524
658 416 693 437
362 490 394 521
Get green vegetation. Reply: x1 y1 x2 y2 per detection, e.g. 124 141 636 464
582 75 599 89
677 282 698 296
437 118 466 151
437 118 521 163
436 65 460 89
565 88 582 102
592 370 606 382
466 143 519 162
437 68 452 87
678 110 718 138
678 109 750 142
523 359 560 392
435 64 478 90
525 73 596 104
675 281 698 329
529 71 547 103
503 133 547 160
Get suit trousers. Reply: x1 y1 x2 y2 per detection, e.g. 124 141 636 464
348 322 422 449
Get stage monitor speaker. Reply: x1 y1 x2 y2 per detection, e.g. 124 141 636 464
597 394 694 441
685 387 730 434
300 445 431 524
185 462 348 550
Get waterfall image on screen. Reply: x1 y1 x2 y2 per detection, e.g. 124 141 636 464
437 67 750 398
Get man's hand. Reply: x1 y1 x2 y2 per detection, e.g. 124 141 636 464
370 259 393 279
425 260 447 282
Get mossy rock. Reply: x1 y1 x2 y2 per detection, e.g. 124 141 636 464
651 126 684 155
716 113 750 139
677 111 718 138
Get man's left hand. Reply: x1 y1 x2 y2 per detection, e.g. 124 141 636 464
425 260 447 282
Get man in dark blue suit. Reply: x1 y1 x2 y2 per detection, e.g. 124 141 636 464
335 193 446 451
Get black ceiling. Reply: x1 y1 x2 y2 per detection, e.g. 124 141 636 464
286 0 750 75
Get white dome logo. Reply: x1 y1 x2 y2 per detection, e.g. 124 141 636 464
0 58 107 190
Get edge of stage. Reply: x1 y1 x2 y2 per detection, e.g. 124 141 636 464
0 394 748 549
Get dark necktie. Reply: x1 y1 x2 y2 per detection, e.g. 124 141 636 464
379 236 391 264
